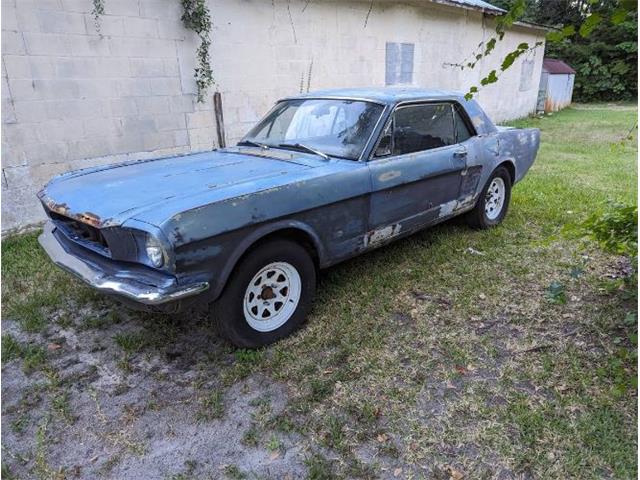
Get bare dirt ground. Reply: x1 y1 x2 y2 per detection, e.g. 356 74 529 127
2 304 322 479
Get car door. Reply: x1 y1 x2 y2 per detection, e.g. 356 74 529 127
365 102 467 246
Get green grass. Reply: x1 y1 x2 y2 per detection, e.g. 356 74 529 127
113 331 148 354
1 105 637 478
305 453 335 480
263 105 638 478
241 424 260 447
223 464 246 479
1 333 48 373
196 390 225 422
2 333 22 363
1 232 100 333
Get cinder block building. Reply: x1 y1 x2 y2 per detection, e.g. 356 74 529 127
1 0 547 232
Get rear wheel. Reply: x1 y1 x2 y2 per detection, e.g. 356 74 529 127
465 166 512 229
213 239 316 348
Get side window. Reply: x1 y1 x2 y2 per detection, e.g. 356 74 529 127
392 104 454 156
453 106 473 143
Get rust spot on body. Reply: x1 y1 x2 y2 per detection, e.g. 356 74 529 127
76 212 102 227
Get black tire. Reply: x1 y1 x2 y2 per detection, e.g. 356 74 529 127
465 166 512 229
213 239 316 348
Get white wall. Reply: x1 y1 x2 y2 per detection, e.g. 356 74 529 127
1 0 546 233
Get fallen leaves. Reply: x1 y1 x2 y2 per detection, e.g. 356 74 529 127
444 465 465 480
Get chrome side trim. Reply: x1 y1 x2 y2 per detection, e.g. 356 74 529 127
38 222 209 305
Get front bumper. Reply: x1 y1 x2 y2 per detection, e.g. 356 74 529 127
38 222 209 305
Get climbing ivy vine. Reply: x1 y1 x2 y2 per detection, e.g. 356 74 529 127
180 0 214 103
91 0 105 33
90 0 214 103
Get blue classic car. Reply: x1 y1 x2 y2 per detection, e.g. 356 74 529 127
38 88 540 347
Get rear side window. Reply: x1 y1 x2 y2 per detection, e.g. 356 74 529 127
392 103 454 155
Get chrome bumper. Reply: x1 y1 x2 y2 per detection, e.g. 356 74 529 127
38 222 209 305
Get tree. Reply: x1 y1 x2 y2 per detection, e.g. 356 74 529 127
470 0 638 102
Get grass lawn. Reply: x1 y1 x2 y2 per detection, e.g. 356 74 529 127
1 105 637 479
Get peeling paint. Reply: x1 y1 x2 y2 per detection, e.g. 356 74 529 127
365 224 402 247
438 200 457 218
378 170 401 182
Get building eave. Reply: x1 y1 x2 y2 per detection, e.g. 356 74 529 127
425 0 555 32
428 0 504 16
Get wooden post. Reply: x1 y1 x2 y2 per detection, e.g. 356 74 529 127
213 92 226 148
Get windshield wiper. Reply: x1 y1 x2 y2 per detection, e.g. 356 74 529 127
238 140 270 149
278 143 330 160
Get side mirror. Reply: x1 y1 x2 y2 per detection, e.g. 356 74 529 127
375 135 392 157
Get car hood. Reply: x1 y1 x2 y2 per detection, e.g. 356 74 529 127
39 147 324 228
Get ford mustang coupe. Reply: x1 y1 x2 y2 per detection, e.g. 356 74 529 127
38 88 540 347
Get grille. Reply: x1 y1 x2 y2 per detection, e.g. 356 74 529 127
49 211 110 253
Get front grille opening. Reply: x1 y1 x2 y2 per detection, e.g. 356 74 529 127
49 211 110 252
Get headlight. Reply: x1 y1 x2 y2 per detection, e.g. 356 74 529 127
145 236 165 268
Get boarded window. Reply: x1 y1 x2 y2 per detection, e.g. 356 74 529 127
385 42 414 85
520 58 534 91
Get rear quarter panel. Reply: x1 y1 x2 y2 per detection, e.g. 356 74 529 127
495 127 541 183
463 126 540 203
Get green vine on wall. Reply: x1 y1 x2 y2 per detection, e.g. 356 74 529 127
91 0 105 33
90 0 214 104
181 0 214 103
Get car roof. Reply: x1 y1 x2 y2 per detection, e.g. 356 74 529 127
283 87 465 105
280 87 498 136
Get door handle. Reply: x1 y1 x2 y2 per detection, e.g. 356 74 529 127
453 148 467 159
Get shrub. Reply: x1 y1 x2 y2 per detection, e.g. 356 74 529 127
579 203 637 258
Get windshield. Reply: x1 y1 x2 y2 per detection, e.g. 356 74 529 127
241 99 385 160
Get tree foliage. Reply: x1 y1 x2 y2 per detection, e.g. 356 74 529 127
491 0 637 102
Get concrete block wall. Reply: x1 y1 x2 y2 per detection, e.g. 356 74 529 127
1 0 211 232
1 0 546 233
207 0 546 142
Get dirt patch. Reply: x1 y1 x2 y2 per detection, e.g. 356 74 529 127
1 311 309 479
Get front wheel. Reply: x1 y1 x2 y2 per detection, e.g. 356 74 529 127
213 239 316 348
465 166 512 229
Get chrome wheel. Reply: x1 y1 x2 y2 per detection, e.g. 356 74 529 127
243 262 302 332
485 177 506 220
